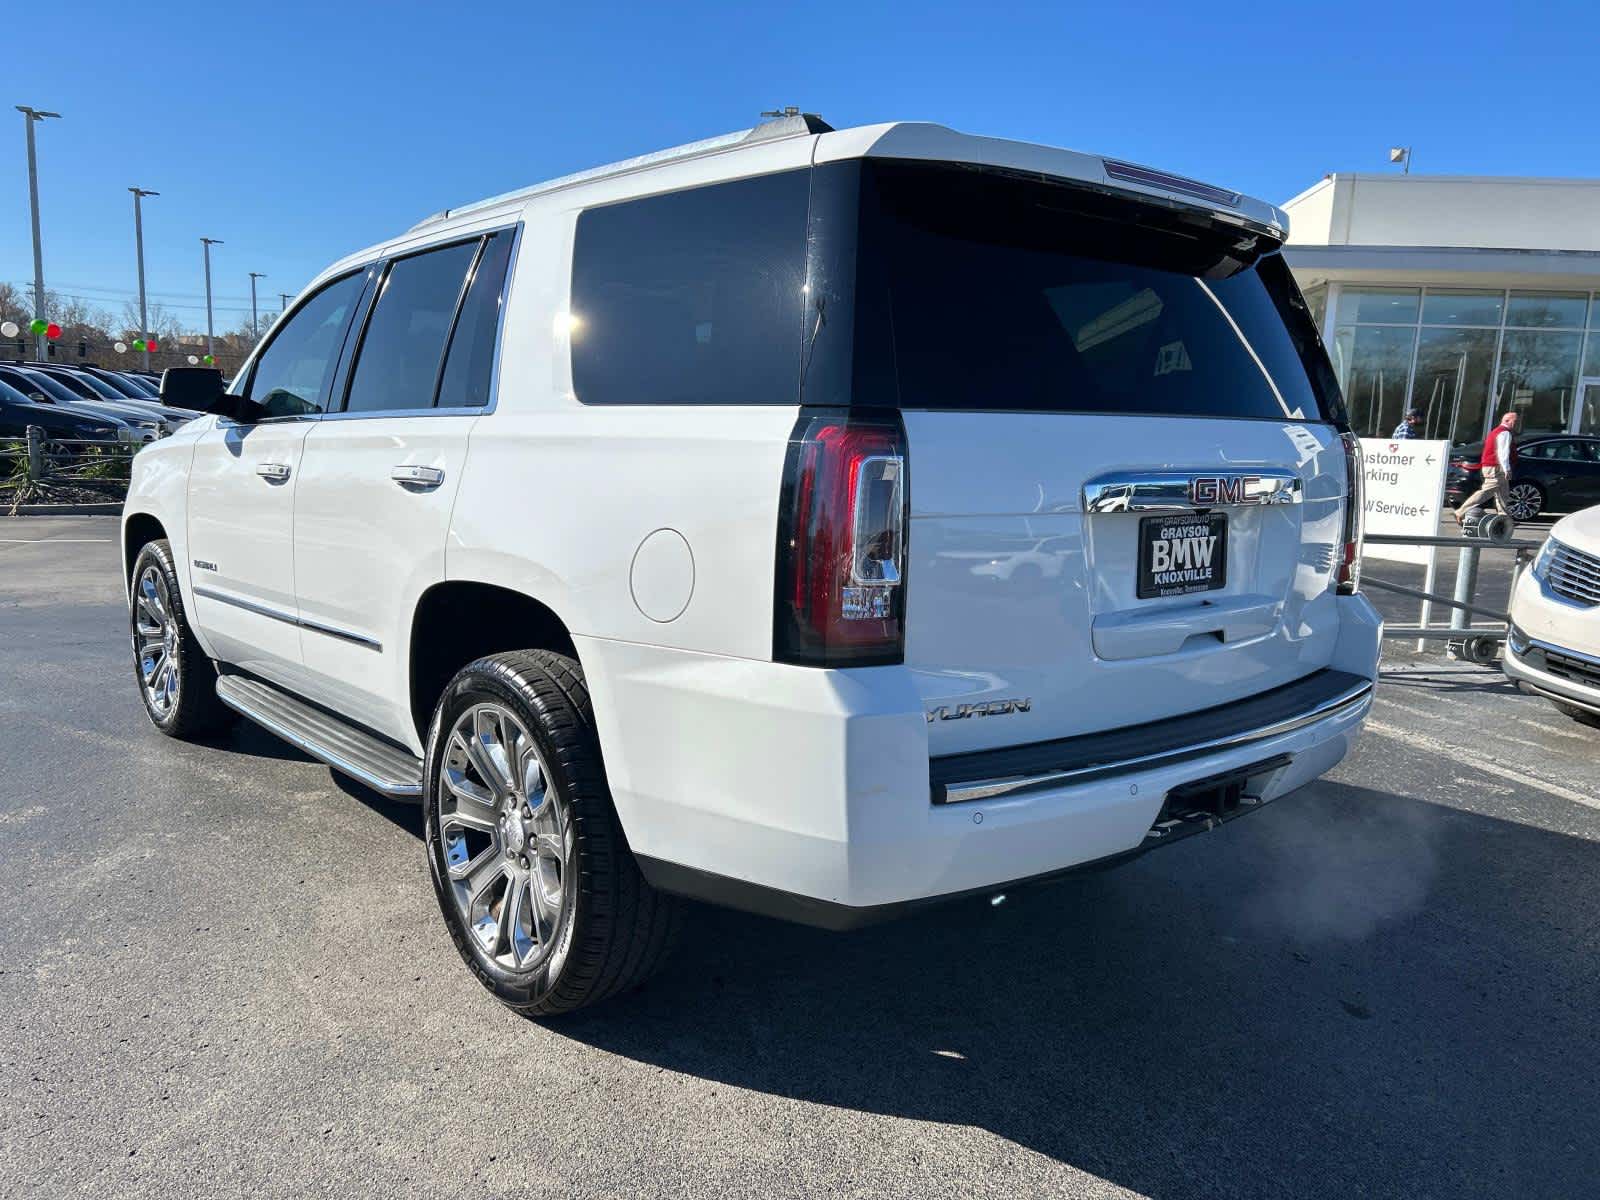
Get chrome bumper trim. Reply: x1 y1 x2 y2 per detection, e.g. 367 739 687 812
940 680 1373 806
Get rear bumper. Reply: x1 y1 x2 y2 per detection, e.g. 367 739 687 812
575 594 1381 924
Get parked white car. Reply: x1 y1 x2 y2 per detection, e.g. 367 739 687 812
121 112 1381 1014
1504 506 1600 727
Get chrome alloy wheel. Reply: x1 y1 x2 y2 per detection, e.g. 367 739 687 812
132 564 181 719
1507 483 1542 522
439 703 573 972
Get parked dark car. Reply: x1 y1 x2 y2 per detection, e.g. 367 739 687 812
0 364 162 440
0 377 123 442
78 364 161 401
1446 434 1600 520
25 363 195 430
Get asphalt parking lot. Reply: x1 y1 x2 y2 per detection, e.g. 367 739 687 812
2 517 1597 1200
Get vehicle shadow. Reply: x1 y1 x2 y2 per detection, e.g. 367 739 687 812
333 770 423 836
1379 667 1523 697
196 718 321 764
550 781 1600 1199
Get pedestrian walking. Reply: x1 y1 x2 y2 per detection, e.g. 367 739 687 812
1391 409 1422 439
1454 410 1521 524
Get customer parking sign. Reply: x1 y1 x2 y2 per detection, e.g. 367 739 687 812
1358 438 1450 565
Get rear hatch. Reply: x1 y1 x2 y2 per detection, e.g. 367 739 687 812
810 158 1350 755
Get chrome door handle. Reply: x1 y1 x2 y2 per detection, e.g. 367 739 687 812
255 462 291 481
391 465 445 488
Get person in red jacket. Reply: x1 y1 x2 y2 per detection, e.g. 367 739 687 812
1454 410 1522 524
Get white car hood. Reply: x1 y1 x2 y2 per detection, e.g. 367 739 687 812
1551 504 1600 551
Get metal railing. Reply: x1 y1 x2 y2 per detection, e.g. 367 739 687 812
2 424 138 511
1363 517 1543 664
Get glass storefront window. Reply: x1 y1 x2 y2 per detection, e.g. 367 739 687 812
1412 327 1498 443
1339 287 1420 325
1506 291 1588 329
1321 286 1599 440
1300 284 1327 333
1494 330 1582 435
1420 289 1503 327
1333 324 1417 437
1580 380 1600 436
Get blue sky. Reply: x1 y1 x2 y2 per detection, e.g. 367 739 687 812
6 0 1595 334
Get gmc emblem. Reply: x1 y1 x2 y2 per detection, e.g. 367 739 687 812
1189 475 1257 506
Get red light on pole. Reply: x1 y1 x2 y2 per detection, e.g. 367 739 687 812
44 322 61 340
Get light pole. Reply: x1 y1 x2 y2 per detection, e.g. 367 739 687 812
200 237 223 359
248 271 266 339
129 188 159 371
17 106 61 362
278 291 292 314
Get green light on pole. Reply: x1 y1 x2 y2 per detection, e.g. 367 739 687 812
29 318 47 335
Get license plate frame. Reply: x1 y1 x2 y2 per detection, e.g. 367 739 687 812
1137 512 1229 600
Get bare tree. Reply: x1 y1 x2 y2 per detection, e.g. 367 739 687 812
119 299 184 343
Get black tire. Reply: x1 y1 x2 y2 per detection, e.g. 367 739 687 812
129 539 234 739
423 650 682 1016
1553 700 1600 729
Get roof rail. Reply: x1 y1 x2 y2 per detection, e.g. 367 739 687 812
407 109 833 233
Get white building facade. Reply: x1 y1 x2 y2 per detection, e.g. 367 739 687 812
1283 174 1600 445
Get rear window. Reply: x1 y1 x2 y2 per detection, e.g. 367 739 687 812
569 170 809 405
835 161 1341 423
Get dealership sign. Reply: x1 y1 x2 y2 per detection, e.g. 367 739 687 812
1358 438 1450 565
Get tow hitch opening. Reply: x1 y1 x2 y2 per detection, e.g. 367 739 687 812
1146 754 1293 842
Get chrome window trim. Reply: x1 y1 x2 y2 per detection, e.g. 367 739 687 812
192 584 382 651
937 679 1372 806
331 222 521 421
228 221 522 425
1082 468 1303 514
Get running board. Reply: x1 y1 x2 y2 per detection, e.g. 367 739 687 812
215 674 423 798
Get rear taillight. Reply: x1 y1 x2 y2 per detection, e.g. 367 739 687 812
774 411 908 666
1337 430 1364 594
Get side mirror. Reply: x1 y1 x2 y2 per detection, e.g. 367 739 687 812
28 391 51 404
159 366 259 422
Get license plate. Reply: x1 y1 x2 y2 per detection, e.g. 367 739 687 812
1137 513 1228 599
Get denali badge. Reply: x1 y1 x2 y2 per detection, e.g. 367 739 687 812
926 698 1033 723
193 559 218 572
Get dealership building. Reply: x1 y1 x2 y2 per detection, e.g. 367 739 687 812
1282 173 1600 446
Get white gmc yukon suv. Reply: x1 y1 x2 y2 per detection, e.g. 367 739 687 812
122 113 1381 1014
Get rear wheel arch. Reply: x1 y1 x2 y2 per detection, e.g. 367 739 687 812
408 580 580 745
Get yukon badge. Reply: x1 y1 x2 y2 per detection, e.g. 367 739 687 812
927 698 1033 723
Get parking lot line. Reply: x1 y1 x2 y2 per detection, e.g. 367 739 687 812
1366 718 1600 812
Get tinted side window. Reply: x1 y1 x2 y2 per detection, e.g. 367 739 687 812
246 272 365 417
436 231 514 409
570 170 808 405
1546 440 1593 462
344 240 478 414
